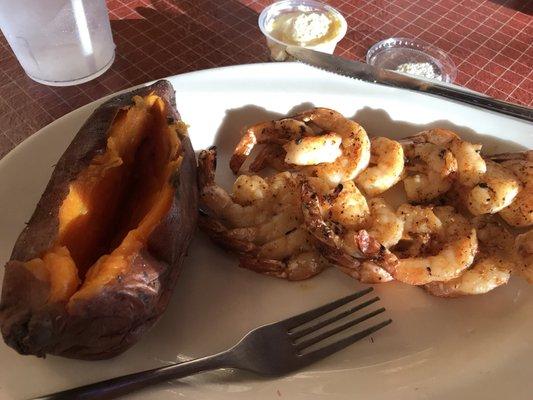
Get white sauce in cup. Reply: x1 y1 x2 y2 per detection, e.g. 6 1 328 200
259 1 347 61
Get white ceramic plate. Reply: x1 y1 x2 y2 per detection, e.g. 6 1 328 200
0 63 531 400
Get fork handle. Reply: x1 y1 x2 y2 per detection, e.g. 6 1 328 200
32 351 234 400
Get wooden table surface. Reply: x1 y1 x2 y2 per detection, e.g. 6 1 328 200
0 0 531 159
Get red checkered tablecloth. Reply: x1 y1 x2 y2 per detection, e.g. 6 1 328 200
0 0 531 159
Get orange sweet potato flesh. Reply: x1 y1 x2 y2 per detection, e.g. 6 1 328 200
0 81 198 359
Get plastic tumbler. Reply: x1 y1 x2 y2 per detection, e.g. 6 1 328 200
0 0 115 86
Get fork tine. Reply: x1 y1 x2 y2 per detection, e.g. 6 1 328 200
281 287 373 330
301 319 392 362
289 297 380 339
295 308 386 351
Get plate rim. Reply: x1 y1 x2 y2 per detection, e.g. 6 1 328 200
0 61 531 400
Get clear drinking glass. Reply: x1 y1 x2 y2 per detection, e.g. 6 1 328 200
0 0 115 86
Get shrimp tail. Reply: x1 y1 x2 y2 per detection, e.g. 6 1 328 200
488 150 533 162
300 179 361 267
239 257 288 279
239 254 327 281
248 144 291 173
300 179 399 278
354 230 399 271
230 126 259 173
199 213 258 255
198 146 217 189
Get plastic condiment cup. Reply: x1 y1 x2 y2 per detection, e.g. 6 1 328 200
258 0 347 62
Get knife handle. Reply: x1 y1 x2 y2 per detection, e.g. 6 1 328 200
423 84 533 122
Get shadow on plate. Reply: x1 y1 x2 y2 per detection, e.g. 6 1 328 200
210 103 526 158
211 102 317 156
351 106 527 153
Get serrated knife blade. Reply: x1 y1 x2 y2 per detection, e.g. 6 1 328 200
286 46 533 122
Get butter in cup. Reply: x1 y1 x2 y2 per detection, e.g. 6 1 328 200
259 0 347 61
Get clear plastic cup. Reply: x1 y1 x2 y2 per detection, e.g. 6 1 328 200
0 0 115 86
366 37 457 83
258 0 347 62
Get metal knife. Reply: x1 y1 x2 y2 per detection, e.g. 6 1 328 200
286 46 533 123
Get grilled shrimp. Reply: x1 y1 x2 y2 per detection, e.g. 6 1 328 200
327 180 370 229
224 209 302 245
283 132 343 165
406 129 486 187
356 137 404 196
200 154 290 232
490 151 533 163
387 205 478 285
201 215 327 281
231 174 269 205
248 144 291 173
199 148 271 227
490 151 532 227
257 226 311 259
424 216 514 297
300 180 398 283
247 132 344 172
398 204 443 243
200 149 301 228
240 225 329 281
240 250 328 281
246 227 330 281
199 147 329 280
230 118 314 173
514 230 533 283
340 197 402 284
367 198 404 248
293 108 371 187
339 261 393 283
424 257 511 297
231 172 302 214
402 141 458 202
307 180 403 247
464 159 520 215
231 108 370 187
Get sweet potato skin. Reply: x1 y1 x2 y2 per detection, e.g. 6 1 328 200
0 80 198 360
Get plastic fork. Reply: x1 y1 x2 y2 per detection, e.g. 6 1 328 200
34 287 391 400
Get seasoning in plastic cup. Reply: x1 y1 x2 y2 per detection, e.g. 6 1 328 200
258 0 347 61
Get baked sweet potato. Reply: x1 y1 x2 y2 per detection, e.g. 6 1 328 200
0 80 198 360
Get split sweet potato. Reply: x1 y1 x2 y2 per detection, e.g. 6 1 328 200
0 80 198 360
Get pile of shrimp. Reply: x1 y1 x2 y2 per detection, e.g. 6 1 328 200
198 107 532 298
